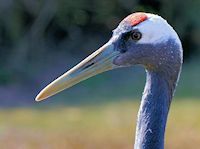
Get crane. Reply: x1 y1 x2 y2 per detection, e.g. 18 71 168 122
35 12 183 149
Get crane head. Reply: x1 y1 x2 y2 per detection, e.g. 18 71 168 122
35 12 182 101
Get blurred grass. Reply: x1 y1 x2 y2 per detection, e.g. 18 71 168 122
0 99 200 149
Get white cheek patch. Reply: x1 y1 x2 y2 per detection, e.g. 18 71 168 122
133 14 180 45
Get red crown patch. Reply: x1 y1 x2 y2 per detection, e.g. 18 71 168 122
123 12 148 26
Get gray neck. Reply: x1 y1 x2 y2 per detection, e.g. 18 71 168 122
134 70 176 149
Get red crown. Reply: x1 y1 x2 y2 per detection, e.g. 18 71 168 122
123 12 148 26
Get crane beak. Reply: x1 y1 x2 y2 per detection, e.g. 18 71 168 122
35 42 120 101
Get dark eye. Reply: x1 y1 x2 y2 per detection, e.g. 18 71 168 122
131 31 142 41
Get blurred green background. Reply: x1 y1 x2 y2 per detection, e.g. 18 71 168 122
0 0 200 148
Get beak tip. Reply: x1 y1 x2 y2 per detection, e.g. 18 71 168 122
35 92 46 102
35 96 42 102
35 97 41 102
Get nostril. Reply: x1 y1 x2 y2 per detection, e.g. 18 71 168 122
82 62 95 70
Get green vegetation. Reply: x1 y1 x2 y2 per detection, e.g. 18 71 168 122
0 99 200 149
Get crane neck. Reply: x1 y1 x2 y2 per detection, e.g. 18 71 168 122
134 70 177 149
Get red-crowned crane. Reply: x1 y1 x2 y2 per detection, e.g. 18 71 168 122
35 12 183 149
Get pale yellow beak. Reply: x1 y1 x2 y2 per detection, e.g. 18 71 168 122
35 42 120 101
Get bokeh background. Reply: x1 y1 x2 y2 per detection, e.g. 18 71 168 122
0 0 200 148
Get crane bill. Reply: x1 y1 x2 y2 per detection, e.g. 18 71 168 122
35 42 120 101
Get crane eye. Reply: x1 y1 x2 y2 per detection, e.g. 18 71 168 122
131 31 142 41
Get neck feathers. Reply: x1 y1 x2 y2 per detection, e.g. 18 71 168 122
134 70 177 149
